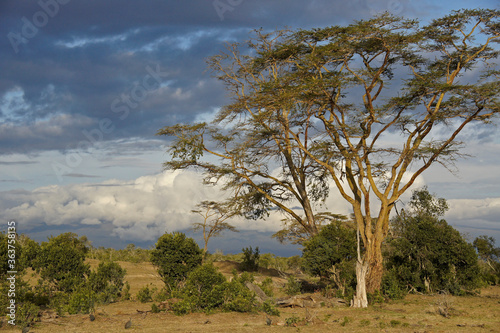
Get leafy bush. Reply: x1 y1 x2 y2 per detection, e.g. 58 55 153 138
122 281 131 300
16 302 40 329
241 246 260 271
35 233 90 293
302 221 356 280
150 232 203 290
386 214 481 295
381 269 405 300
89 261 126 303
172 265 256 315
285 275 301 295
177 264 226 311
67 284 95 314
151 303 160 313
259 277 274 297
261 300 280 316
136 285 154 303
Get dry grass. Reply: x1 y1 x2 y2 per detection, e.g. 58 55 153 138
3 260 500 332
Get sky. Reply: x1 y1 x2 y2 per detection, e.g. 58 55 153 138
0 0 499 256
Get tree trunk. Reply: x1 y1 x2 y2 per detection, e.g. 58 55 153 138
351 259 369 308
366 239 384 294
352 226 368 308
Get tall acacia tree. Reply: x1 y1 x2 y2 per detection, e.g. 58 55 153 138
159 9 499 307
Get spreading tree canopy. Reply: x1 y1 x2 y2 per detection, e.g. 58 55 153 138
158 9 500 307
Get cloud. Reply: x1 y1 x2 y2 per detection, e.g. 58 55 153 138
1 170 292 242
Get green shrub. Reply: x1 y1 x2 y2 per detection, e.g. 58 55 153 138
122 281 131 300
35 233 90 293
150 232 203 290
340 316 352 327
66 284 95 314
89 261 126 304
179 264 226 311
285 275 301 295
302 221 356 279
259 277 274 297
136 285 154 303
261 300 280 316
285 315 300 327
16 302 40 329
220 271 257 312
381 269 405 300
151 303 160 313
241 246 260 271
360 319 370 327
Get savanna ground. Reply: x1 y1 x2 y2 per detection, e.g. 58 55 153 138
3 259 500 332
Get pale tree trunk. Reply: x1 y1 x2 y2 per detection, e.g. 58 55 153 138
351 228 368 307
352 258 369 307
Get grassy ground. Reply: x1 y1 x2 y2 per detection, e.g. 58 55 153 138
3 260 500 332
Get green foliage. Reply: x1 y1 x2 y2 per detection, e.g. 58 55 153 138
474 236 500 261
151 303 160 313
259 277 274 297
285 315 301 327
302 221 356 279
381 269 405 300
66 284 95 314
35 233 90 293
360 319 371 327
19 235 41 271
285 275 301 296
90 244 151 263
16 302 40 329
387 190 481 295
340 316 352 327
136 285 154 303
473 235 500 285
172 264 256 315
301 221 356 297
178 264 226 311
240 246 260 272
89 261 126 303
122 281 131 300
150 232 203 290
261 299 280 316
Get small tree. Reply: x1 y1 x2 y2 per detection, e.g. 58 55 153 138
386 189 481 294
35 233 90 293
473 235 500 284
88 261 126 303
150 232 203 290
191 201 239 256
302 221 357 296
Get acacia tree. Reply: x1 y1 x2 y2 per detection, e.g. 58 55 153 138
159 9 499 307
191 200 239 256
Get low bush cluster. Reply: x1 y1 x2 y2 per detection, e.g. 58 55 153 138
0 232 128 325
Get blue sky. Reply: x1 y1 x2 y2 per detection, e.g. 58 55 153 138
1 0 499 255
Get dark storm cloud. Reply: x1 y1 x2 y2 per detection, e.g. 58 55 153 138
0 0 422 156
